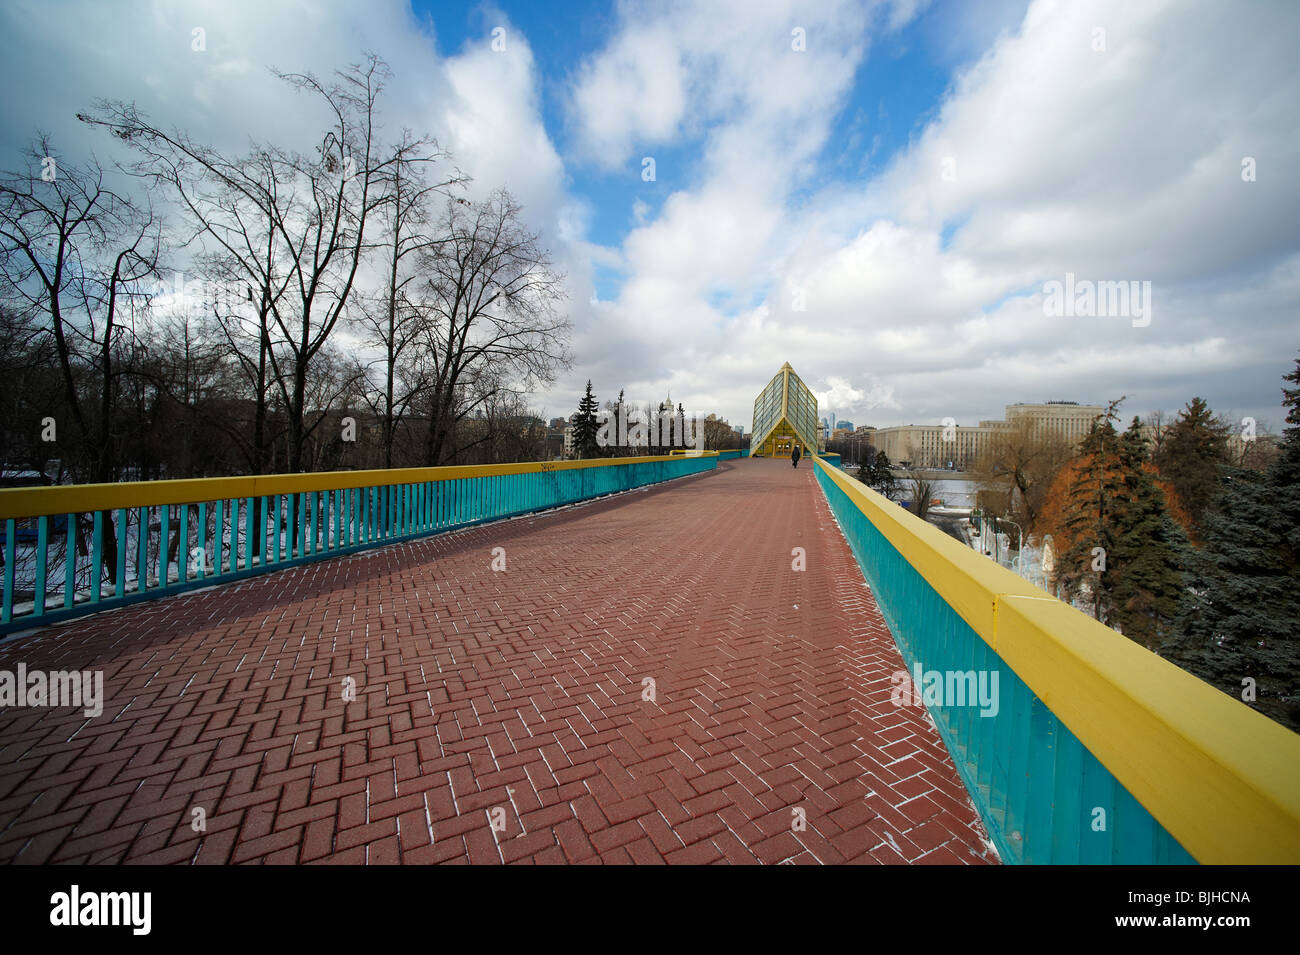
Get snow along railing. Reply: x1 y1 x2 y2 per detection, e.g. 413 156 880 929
0 453 718 635
812 453 1300 864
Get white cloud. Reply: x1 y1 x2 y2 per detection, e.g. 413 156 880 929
668 0 1300 430
4 0 1296 434
440 29 565 221
554 0 914 421
0 0 567 252
816 376 900 413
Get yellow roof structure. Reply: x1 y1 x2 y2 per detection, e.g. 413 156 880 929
751 362 819 455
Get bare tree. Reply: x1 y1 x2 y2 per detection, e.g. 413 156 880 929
412 190 570 465
908 474 937 521
0 136 161 482
456 391 549 465
1143 410 1169 460
84 53 403 474
703 413 741 451
0 305 59 471
971 416 1072 533
357 131 465 467
298 344 370 471
0 137 161 578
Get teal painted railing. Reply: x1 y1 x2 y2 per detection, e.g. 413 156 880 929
0 454 715 634
814 462 1196 864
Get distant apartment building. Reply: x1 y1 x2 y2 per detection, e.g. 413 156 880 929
1004 402 1104 445
562 412 578 457
870 401 1105 469
543 427 565 459
871 423 997 469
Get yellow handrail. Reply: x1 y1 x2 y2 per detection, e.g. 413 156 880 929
0 453 715 520
813 454 1300 864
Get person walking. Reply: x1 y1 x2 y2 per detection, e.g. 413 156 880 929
791 444 801 468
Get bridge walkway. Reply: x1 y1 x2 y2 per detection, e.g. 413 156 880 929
0 458 995 864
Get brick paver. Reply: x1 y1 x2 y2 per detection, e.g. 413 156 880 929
0 459 997 864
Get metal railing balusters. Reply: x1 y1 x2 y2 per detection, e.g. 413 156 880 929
0 455 715 632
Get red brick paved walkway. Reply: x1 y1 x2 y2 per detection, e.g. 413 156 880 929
0 459 996 864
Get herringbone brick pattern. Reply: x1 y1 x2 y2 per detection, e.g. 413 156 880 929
0 460 996 864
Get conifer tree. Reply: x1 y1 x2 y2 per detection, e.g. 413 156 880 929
855 450 872 484
1057 400 1126 623
872 450 899 500
573 380 599 459
855 448 898 499
1163 356 1300 730
1153 396 1230 531
1107 417 1190 647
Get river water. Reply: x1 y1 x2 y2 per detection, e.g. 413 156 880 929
839 468 979 508
926 479 979 508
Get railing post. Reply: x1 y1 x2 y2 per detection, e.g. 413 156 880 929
91 510 103 603
2 519 13 623
160 506 170 586
66 512 78 609
34 515 48 616
116 508 128 595
178 504 189 584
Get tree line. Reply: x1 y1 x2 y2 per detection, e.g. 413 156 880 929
0 53 570 491
846 366 1299 732
568 380 746 457
1035 369 1300 732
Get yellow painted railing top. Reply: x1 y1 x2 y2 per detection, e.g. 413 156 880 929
812 454 1300 864
0 454 710 521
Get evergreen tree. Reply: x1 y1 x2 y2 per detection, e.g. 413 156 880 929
1107 417 1190 647
871 450 899 500
1163 357 1300 731
855 450 872 484
573 380 599 459
855 448 898 499
1153 396 1230 531
1057 400 1126 623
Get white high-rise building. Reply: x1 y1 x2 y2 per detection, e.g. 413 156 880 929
869 402 1105 469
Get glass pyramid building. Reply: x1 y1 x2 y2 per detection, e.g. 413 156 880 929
751 362 819 457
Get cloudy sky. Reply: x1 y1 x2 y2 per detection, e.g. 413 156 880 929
2 0 1297 433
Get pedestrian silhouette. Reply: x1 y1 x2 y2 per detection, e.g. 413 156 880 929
791 445 801 468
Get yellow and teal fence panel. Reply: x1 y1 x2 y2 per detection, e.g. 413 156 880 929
0 454 716 634
812 454 1300 865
